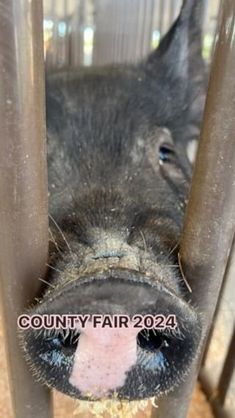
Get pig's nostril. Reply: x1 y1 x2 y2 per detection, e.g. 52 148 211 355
21 274 202 400
137 329 168 352
45 329 80 356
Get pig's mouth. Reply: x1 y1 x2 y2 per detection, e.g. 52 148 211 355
20 270 202 400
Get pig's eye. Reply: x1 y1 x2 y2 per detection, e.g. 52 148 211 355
158 140 187 183
159 144 176 164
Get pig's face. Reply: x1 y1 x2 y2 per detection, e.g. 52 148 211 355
20 0 206 401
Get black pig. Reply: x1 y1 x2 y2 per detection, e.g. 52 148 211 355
20 0 206 402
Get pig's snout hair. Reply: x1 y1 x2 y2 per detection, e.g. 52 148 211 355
20 271 202 400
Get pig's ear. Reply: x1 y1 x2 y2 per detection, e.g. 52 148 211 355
145 0 205 99
147 0 204 78
144 0 206 151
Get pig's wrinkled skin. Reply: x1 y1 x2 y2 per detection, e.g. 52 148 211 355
20 0 207 401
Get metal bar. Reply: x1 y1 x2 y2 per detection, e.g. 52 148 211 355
51 0 59 68
217 329 235 404
200 331 235 418
63 0 70 67
201 329 235 418
169 0 181 24
71 0 84 68
201 232 235 367
158 0 165 37
180 0 235 332
92 0 106 65
200 231 235 417
0 1 52 418
178 0 235 415
141 0 154 59
152 0 235 416
200 334 235 418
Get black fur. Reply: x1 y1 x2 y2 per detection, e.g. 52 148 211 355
20 0 207 401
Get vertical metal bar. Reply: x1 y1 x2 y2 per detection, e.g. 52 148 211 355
169 0 180 24
200 332 235 417
118 0 127 63
71 0 84 68
200 232 235 407
141 0 154 59
63 0 69 67
0 1 52 418
202 0 210 32
210 0 221 62
92 0 106 65
201 232 235 367
152 0 235 416
158 0 165 37
112 0 120 63
199 237 235 416
51 0 59 68
217 327 235 405
180 0 235 334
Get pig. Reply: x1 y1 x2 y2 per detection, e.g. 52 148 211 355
20 0 207 402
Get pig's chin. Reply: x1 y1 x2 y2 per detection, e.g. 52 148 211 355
20 270 202 400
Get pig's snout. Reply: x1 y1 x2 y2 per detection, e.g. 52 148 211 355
20 270 201 400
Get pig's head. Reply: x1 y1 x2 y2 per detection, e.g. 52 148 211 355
20 0 206 401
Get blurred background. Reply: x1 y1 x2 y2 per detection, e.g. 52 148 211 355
43 0 220 69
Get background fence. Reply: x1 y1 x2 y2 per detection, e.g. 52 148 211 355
43 0 220 68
